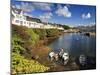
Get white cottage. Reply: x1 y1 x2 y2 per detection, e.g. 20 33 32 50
11 7 64 30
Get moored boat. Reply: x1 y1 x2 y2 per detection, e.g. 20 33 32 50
79 54 87 66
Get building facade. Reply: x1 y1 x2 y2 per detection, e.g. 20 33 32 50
11 7 64 30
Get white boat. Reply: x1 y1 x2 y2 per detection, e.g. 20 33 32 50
49 49 69 65
79 54 86 66
62 52 69 65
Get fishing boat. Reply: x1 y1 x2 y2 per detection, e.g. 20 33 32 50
79 54 86 66
49 48 69 65
62 52 69 65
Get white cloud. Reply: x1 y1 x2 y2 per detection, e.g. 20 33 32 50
39 12 53 22
32 2 52 11
55 5 71 18
12 2 34 12
15 4 21 9
21 2 34 12
13 2 52 12
23 12 33 17
90 22 96 25
82 13 91 19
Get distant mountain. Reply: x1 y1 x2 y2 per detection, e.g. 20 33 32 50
76 25 96 32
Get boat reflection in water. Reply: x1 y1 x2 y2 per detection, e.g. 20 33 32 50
49 33 96 70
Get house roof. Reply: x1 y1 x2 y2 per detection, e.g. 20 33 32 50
11 7 22 14
26 16 41 23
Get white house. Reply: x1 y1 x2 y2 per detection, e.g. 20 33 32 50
11 7 64 30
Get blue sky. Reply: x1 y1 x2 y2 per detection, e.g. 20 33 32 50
11 0 96 27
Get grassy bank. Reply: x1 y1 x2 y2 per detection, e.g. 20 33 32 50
33 28 62 44
11 25 62 74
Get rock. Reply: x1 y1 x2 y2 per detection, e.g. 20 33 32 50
35 55 39 59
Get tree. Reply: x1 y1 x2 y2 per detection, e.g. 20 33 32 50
63 25 70 30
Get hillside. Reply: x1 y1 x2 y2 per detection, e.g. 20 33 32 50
12 25 50 74
76 25 96 32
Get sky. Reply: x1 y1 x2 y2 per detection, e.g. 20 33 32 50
11 0 96 27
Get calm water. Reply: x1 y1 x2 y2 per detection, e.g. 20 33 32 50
48 33 96 58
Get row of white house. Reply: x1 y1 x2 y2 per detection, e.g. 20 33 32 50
11 7 64 30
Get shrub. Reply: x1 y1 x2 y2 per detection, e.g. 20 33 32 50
12 53 49 74
62 25 70 30
12 25 39 45
33 29 47 40
33 29 60 39
46 29 60 37
12 25 39 56
12 35 25 54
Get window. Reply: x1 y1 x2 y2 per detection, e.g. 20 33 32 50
29 22 31 26
15 20 19 23
16 14 20 18
20 16 22 19
24 21 26 24
23 17 26 20
20 21 23 25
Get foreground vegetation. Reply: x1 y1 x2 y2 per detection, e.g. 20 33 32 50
12 25 62 74
12 25 48 74
12 53 49 74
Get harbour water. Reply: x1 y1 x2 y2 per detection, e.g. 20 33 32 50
48 33 96 70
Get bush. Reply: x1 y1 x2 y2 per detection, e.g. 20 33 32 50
33 29 60 39
33 29 47 40
46 29 60 37
62 25 70 30
12 53 49 74
12 35 25 54
12 25 39 45
12 25 39 56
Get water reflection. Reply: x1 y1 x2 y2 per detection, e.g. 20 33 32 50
48 33 96 57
